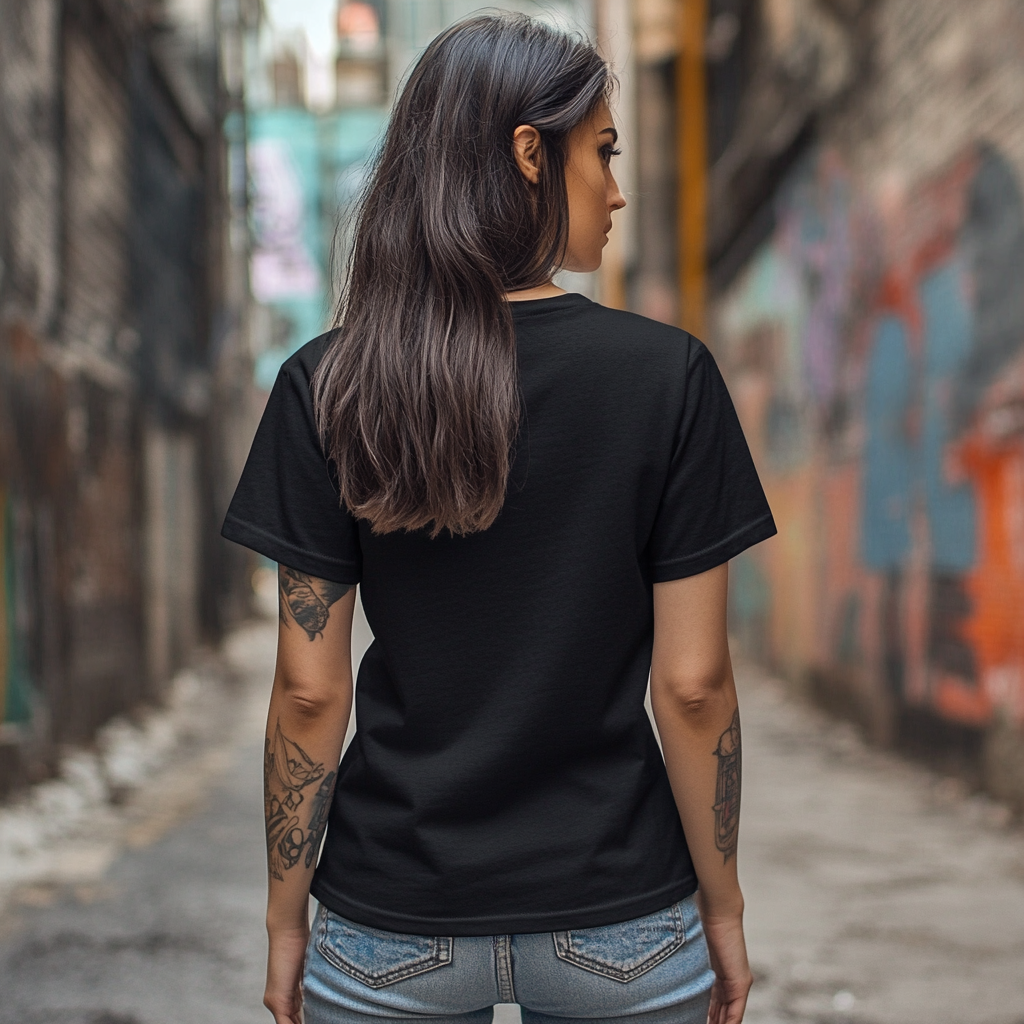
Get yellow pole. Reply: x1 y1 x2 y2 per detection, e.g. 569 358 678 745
676 0 707 338
0 487 7 722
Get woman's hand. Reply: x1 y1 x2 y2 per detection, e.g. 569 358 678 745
701 908 753 1024
265 925 310 1024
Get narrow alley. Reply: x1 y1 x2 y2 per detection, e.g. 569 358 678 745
3 1 1024 1022
0 612 1020 1024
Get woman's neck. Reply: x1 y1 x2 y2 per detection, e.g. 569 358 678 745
505 281 566 302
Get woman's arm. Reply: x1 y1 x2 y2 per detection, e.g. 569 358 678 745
263 565 355 1024
650 563 752 1024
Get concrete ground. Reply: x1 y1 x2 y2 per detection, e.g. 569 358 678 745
0 620 277 1024
737 665 1024 1024
0 614 1022 1024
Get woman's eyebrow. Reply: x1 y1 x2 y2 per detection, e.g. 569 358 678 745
599 127 618 143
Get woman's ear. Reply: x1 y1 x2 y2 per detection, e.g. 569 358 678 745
512 125 542 185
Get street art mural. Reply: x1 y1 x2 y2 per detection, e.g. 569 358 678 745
716 142 1024 740
247 107 386 390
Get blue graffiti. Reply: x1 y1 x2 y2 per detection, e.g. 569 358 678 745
860 258 978 572
861 316 914 568
920 261 977 572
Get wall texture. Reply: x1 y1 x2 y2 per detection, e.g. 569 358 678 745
712 0 1024 803
0 0 255 799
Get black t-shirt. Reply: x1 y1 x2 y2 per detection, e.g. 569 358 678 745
222 292 776 936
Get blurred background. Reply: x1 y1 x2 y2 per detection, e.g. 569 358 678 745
1 1 1024 1021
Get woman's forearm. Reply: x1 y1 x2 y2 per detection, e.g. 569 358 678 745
264 690 350 932
650 666 743 918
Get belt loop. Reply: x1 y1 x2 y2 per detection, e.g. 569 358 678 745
492 934 516 1003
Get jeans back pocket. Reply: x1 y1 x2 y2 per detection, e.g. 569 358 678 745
553 901 686 983
316 907 453 989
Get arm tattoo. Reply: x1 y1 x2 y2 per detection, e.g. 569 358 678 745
304 773 335 870
278 565 351 641
264 719 338 880
712 709 742 864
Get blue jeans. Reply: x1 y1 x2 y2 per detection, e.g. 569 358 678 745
303 895 714 1023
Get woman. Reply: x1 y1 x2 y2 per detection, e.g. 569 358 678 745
223 13 775 1024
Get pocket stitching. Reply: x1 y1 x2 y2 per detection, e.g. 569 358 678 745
316 911 453 989
553 903 686 984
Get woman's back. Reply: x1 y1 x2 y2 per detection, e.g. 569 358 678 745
224 291 774 935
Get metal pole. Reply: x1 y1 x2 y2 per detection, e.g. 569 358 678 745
676 0 707 338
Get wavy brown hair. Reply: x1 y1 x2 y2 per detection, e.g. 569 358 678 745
312 14 611 536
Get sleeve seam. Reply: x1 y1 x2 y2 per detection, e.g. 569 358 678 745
650 511 776 572
221 512 360 578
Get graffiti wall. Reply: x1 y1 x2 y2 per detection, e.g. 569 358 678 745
247 107 386 390
716 143 1024 742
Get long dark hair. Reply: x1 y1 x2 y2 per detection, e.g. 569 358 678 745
313 13 610 536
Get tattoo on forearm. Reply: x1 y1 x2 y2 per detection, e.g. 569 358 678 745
264 719 338 880
278 566 351 641
304 773 335 869
713 709 742 864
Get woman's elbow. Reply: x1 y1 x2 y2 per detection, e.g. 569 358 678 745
650 666 731 723
273 673 350 720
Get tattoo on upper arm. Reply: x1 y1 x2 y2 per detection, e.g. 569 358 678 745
713 709 742 864
264 719 338 880
278 566 351 641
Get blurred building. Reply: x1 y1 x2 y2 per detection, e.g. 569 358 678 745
243 1 388 388
657 0 1024 804
0 0 259 797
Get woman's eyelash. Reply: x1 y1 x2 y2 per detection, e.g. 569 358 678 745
602 146 622 159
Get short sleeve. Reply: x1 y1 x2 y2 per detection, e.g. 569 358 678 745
648 341 776 582
221 351 361 585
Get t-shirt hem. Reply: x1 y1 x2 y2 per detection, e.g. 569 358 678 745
308 875 699 937
221 512 361 585
651 512 777 583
